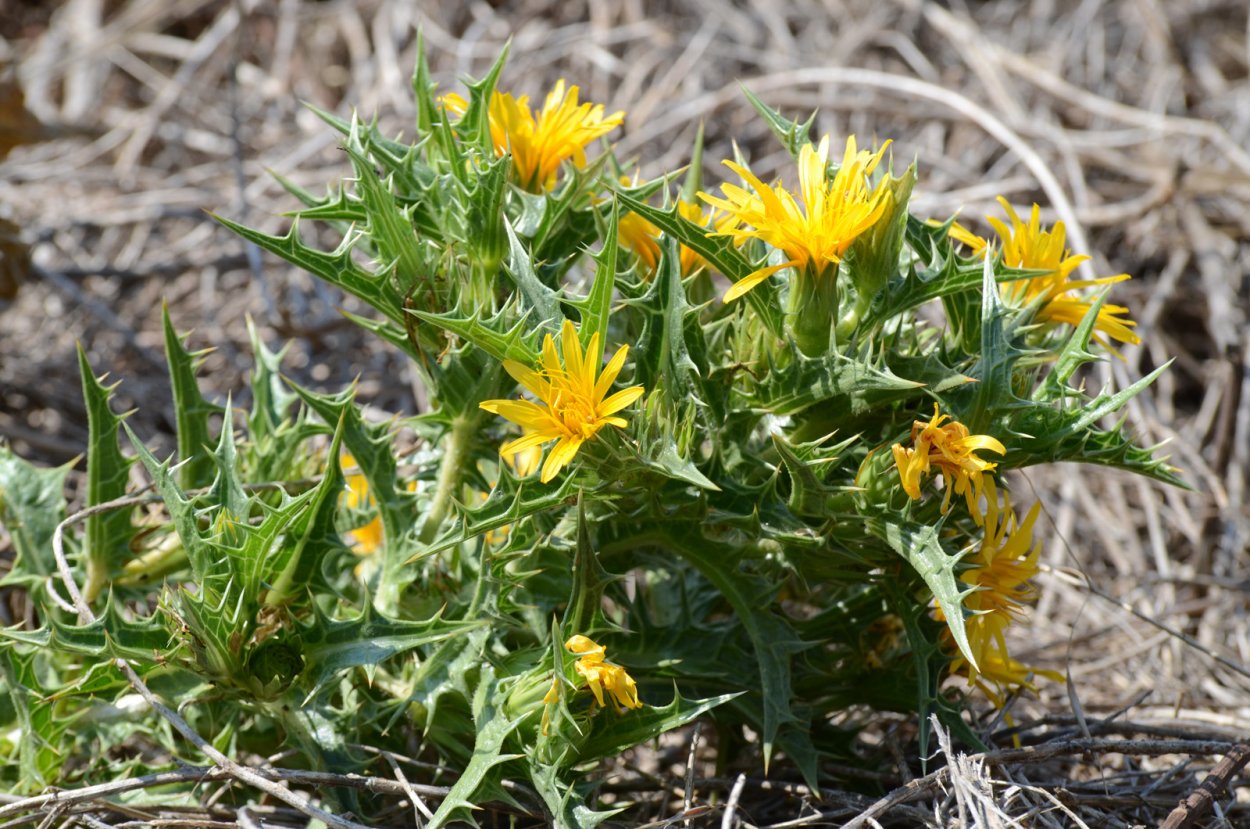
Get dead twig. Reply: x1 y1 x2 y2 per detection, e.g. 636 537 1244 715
1158 743 1250 829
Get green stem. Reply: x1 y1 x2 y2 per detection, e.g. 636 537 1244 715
418 413 480 544
115 534 188 588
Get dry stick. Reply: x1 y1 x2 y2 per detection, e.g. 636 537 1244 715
1158 744 1250 829
0 765 451 823
720 774 747 829
49 499 370 829
683 721 702 826
1043 565 1250 684
114 2 242 176
832 739 1245 829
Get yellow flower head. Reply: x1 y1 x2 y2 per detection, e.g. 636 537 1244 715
565 634 642 712
699 135 892 301
942 479 1063 701
479 320 645 483
948 197 1140 348
891 404 1005 514
443 81 624 193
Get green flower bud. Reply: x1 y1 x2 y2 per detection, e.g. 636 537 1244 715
840 163 917 337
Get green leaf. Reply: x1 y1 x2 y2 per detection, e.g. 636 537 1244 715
292 385 417 565
0 447 70 584
298 604 479 691
966 254 1026 433
872 519 975 672
0 648 67 790
162 304 223 490
427 667 526 829
612 191 785 339
502 218 563 336
77 345 137 605
212 214 407 325
529 758 622 829
561 493 613 633
457 41 511 158
344 130 424 290
1 597 174 663
412 306 536 366
754 350 923 418
666 533 806 773
574 687 739 765
263 419 347 608
578 199 618 362
740 85 816 159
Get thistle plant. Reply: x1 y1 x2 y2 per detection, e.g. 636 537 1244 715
0 40 1181 826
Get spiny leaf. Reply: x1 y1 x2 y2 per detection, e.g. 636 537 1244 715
212 214 407 325
872 518 976 673
612 191 785 340
298 603 480 692
966 253 1026 433
578 198 618 362
503 218 563 336
753 350 923 418
666 531 806 773
412 305 536 366
529 758 622 829
162 304 223 490
344 129 424 289
293 384 417 561
0 447 70 585
263 418 348 609
739 86 816 159
0 596 174 663
0 648 67 790
427 668 526 829
77 345 137 604
575 687 740 765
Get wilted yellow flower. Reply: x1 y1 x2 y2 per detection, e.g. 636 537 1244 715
942 479 1062 702
479 320 645 483
565 634 642 712
948 198 1139 348
540 675 561 736
442 81 624 193
699 135 892 302
892 404 1005 514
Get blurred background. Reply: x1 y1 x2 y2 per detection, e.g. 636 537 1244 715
1 0 1248 820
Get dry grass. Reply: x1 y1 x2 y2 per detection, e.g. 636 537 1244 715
1 0 1249 825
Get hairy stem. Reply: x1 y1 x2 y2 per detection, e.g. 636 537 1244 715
418 413 480 545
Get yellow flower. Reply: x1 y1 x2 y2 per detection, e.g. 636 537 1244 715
948 197 1140 347
699 135 892 302
892 404 1005 514
479 320 645 483
942 479 1063 702
565 634 642 712
442 81 624 193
